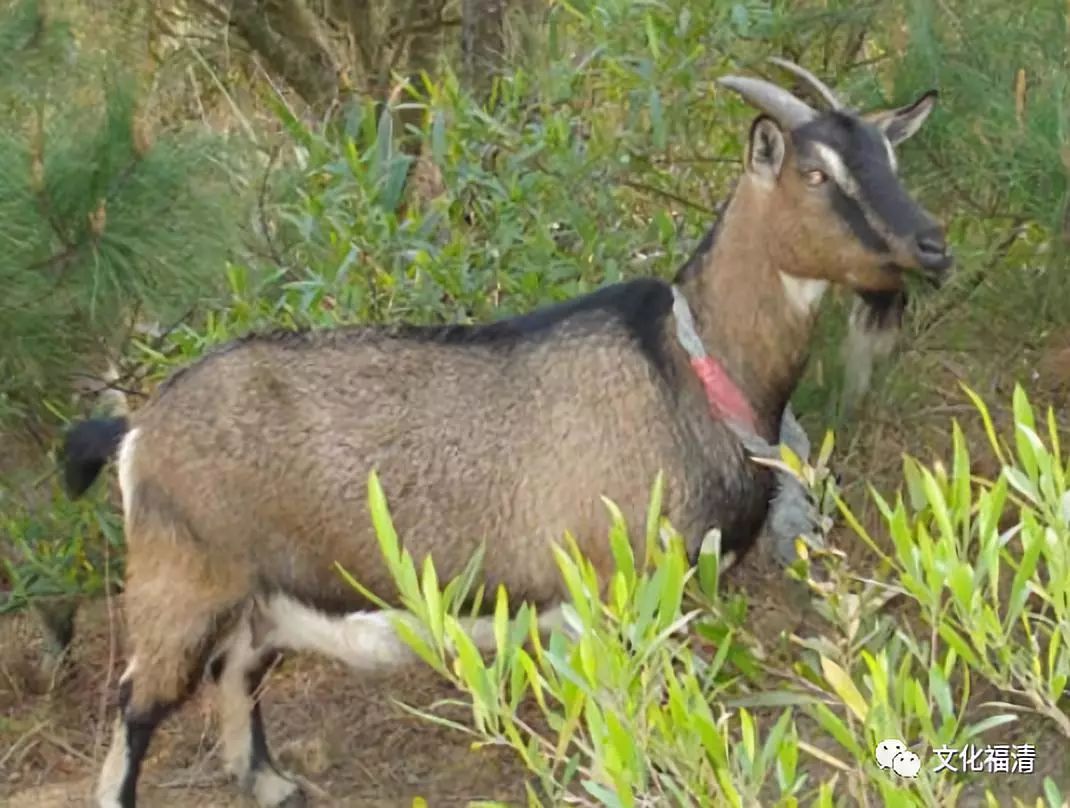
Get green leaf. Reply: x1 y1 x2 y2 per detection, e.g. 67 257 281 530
394 616 445 673
723 690 817 709
606 498 636 592
807 702 863 758
951 421 972 527
758 708 794 782
644 471 664 565
960 713 1018 741
1007 521 1044 628
962 384 1007 465
493 583 510 656
1010 383 1035 473
820 656 868 723
421 556 444 649
1005 467 1039 504
739 707 756 766
901 455 927 512
928 663 955 725
948 560 976 613
817 429 835 470
1043 777 1064 808
582 779 625 808
430 108 447 166
644 13 660 59
938 623 981 668
922 467 955 542
649 88 666 149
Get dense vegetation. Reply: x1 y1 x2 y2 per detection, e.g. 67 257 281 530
1 0 1068 804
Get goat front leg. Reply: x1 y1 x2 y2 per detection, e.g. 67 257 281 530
765 406 824 565
734 407 824 566
211 615 304 808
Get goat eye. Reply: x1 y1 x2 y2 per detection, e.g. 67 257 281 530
805 169 827 186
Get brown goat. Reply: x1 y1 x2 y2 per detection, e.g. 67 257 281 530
61 60 951 808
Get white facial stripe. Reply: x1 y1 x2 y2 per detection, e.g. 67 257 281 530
812 143 859 198
814 145 897 252
881 133 898 173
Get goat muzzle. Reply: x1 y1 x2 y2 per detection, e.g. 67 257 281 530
913 234 953 274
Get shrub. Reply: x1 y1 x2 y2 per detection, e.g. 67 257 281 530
360 387 1070 807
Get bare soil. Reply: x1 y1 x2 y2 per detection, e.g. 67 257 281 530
0 596 530 807
0 539 817 808
3 526 1069 807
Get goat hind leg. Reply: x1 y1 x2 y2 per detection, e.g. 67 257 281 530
96 629 216 808
97 525 247 807
213 616 304 808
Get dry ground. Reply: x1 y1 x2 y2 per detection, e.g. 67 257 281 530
4 547 1065 807
0 544 818 807
0 594 529 807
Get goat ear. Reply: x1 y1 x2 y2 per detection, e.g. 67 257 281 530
745 116 786 182
865 90 938 146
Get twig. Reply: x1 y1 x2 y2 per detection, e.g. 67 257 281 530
25 243 81 274
841 25 869 68
0 719 48 769
617 178 718 216
258 144 285 267
386 16 462 41
94 522 119 764
68 374 149 400
185 0 230 26
843 54 890 72
156 772 231 789
641 154 741 166
41 730 96 765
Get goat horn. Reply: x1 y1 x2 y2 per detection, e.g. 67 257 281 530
717 75 817 130
767 57 842 110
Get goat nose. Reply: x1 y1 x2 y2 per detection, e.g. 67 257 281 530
914 230 952 272
917 233 946 254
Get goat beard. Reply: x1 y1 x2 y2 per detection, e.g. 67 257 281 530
841 293 903 407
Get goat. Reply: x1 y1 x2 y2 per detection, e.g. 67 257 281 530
60 59 951 808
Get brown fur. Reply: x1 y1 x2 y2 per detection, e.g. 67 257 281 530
66 81 951 808
125 310 757 615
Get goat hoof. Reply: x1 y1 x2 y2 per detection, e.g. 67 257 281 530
276 791 307 808
250 768 306 808
772 536 801 567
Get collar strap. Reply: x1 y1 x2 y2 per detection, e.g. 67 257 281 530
671 285 759 433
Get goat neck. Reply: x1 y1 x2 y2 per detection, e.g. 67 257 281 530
675 177 823 439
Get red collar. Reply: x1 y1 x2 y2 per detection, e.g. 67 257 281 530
689 355 759 433
671 286 759 433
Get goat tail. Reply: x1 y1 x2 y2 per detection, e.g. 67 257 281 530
60 416 130 498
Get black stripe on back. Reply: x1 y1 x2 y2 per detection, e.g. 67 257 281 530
160 279 681 394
